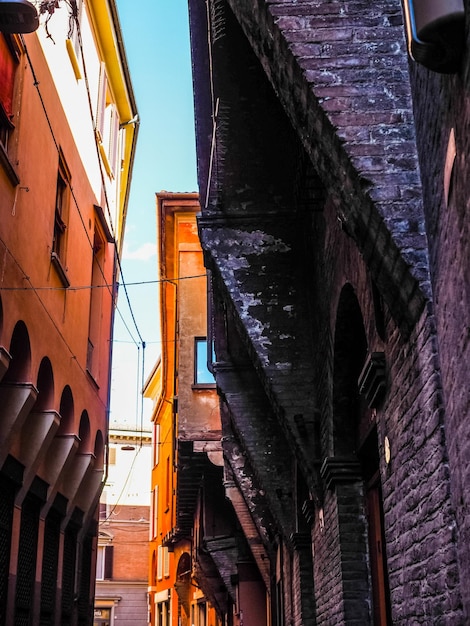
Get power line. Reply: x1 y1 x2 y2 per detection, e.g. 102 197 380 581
0 273 206 291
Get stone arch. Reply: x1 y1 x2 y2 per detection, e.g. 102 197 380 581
78 410 91 453
175 552 191 620
34 357 54 411
57 385 74 435
4 320 32 383
330 282 392 625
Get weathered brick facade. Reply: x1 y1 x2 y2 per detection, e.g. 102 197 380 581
188 0 470 624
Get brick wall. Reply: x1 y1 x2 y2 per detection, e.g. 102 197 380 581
102 504 149 581
188 0 469 623
409 47 470 618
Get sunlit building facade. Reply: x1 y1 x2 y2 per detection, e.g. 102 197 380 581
94 421 151 626
0 1 137 624
145 192 222 626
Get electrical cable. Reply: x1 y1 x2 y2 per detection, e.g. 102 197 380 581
74 13 144 346
0 273 207 291
99 445 143 523
21 18 144 348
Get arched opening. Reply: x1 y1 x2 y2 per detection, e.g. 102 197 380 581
175 552 191 625
94 430 104 470
332 283 391 625
78 411 91 453
34 357 55 411
57 386 74 435
332 284 367 457
3 320 32 383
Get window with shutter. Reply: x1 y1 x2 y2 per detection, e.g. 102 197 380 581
0 33 20 183
151 486 158 540
103 545 113 580
157 544 163 581
96 62 107 142
96 542 113 580
51 151 71 287
163 546 170 578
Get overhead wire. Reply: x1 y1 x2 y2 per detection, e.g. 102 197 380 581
19 19 145 351
73 10 144 347
8 3 160 534
0 273 207 291
14 18 148 436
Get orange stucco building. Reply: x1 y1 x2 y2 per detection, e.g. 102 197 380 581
144 193 222 626
0 1 137 624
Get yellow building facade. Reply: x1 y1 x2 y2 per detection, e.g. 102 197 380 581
145 193 221 626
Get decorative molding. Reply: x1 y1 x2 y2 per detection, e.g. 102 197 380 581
320 457 362 490
301 499 316 527
358 351 386 408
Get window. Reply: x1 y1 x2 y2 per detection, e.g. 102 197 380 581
157 545 163 580
96 544 113 580
51 152 71 286
87 219 106 379
154 423 160 466
151 486 158 539
53 166 67 257
163 546 170 578
87 205 112 379
194 337 215 385
165 456 170 512
157 545 170 580
0 97 13 153
0 33 20 183
99 501 109 521
156 601 170 626
198 602 207 626
96 63 120 177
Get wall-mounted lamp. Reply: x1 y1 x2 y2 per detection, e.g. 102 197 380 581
403 0 465 73
0 0 39 34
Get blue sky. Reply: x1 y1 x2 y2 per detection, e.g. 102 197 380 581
109 1 197 427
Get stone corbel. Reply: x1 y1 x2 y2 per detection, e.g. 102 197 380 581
320 457 362 491
0 382 37 467
358 351 386 409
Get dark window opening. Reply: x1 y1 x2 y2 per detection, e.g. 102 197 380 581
51 153 71 287
53 169 67 259
0 34 20 184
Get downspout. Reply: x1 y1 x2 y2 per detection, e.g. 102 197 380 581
102 241 119 500
169 278 178 543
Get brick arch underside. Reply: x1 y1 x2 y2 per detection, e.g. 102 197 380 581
0 314 105 624
220 0 429 336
